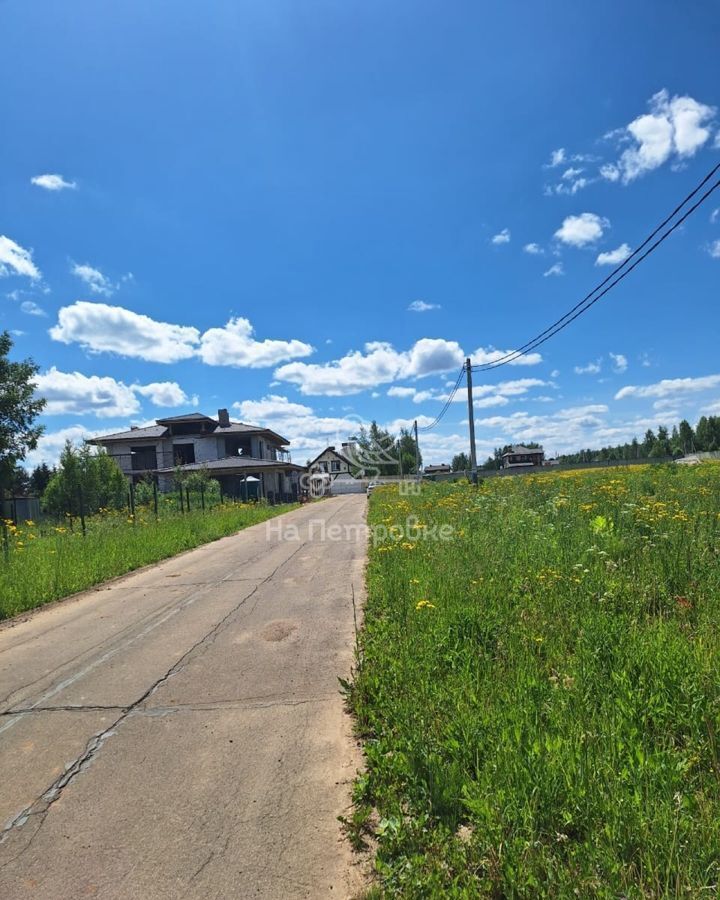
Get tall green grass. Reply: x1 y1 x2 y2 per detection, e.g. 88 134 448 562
0 501 297 620
351 464 720 896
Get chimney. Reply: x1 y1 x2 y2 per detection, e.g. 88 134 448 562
218 408 230 428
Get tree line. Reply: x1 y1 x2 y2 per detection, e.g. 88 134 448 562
449 419 720 472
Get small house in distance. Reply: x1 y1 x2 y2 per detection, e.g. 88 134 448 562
502 445 545 469
424 463 452 476
307 445 354 478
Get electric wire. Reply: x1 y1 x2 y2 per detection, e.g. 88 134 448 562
471 170 720 372
472 163 720 372
417 363 466 431
417 161 720 431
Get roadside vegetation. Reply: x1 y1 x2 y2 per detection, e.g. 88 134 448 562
350 464 720 896
0 499 297 621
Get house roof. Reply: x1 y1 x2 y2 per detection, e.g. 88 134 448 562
307 446 353 468
87 417 290 446
503 445 544 455
156 457 304 474
212 423 290 445
155 412 215 424
88 425 168 443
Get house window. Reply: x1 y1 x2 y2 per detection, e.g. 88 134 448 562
130 446 157 471
331 460 341 472
173 443 195 465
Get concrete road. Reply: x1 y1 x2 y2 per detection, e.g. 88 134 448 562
0 496 367 899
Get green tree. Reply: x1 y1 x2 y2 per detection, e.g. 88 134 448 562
351 421 422 476
30 462 54 494
452 452 470 472
0 331 45 495
678 419 695 455
43 443 127 516
398 427 422 474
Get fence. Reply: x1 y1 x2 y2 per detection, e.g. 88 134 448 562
429 455 678 482
1 497 41 524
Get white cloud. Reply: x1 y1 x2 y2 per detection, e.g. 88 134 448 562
387 386 417 398
555 213 608 247
475 377 547 398
609 352 628 373
711 208 719 224
470 346 543 366
34 368 196 417
610 90 716 183
491 228 511 245
575 360 602 375
707 239 720 259
49 302 313 368
72 263 115 297
274 338 464 396
596 243 632 266
133 382 195 408
199 317 314 368
30 173 76 191
0 235 41 280
35 368 141 418
471 404 676 456
543 262 564 277
523 243 544 255
615 374 720 400
21 300 47 317
547 148 566 168
395 377 549 406
473 395 510 409
24 425 98 469
408 300 441 312
599 163 621 183
234 394 314 422
50 301 200 363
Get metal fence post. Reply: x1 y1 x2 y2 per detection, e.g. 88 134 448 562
153 480 159 518
186 486 191 512
77 484 86 537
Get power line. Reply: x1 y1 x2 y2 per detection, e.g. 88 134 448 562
417 363 465 431
416 161 720 434
471 161 720 373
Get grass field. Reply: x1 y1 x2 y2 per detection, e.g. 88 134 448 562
0 500 298 621
350 464 720 897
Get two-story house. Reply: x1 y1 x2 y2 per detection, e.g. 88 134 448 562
88 409 303 502
501 445 545 469
307 445 354 479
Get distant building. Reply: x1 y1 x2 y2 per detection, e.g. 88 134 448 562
88 409 303 502
501 445 544 469
307 445 354 478
424 463 452 476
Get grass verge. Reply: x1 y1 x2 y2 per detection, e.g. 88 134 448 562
1 501 298 621
349 464 720 896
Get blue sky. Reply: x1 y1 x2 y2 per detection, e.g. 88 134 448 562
2 0 719 465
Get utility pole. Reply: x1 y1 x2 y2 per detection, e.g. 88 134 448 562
397 439 403 479
413 420 420 481
466 357 478 484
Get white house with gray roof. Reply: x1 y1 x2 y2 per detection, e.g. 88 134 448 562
88 409 304 502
